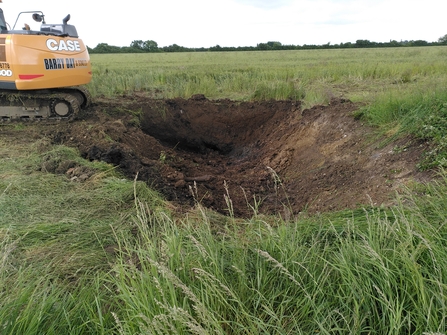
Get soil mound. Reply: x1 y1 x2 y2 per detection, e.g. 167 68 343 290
3 95 430 217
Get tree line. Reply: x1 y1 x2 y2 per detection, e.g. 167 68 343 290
88 35 447 54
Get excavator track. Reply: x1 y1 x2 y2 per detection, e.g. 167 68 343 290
0 86 91 123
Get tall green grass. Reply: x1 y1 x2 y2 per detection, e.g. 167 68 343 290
89 47 447 107
0 136 164 334
358 86 447 169
105 180 447 334
4 154 447 334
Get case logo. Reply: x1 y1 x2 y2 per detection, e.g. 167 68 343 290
46 39 81 52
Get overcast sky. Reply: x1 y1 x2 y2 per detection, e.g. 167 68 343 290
2 0 445 48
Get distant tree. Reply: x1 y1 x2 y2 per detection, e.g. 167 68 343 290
210 45 222 51
355 39 374 48
256 42 282 50
91 43 122 53
130 40 144 50
438 34 447 44
143 40 159 52
267 41 282 49
410 40 429 46
162 44 188 52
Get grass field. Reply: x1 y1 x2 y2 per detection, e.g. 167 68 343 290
90 46 447 107
2 47 447 334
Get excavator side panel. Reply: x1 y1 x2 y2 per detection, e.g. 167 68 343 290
0 33 91 90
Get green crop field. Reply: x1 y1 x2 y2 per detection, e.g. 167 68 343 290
2 47 447 334
89 46 447 107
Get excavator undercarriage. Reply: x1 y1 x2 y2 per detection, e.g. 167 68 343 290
0 86 91 122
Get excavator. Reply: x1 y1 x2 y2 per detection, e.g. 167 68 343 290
0 1 92 121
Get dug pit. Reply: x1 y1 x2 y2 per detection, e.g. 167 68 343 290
18 94 431 217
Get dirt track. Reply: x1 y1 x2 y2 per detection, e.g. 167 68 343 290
1 95 431 217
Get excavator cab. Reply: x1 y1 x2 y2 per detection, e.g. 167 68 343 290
10 10 45 32
40 14 79 38
9 11 78 38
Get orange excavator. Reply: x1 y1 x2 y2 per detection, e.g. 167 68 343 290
0 1 92 121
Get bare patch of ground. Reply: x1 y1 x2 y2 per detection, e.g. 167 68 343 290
1 94 431 217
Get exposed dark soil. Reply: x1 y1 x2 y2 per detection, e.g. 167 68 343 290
1 94 432 217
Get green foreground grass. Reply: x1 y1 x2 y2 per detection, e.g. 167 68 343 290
2 47 447 334
1 138 447 334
